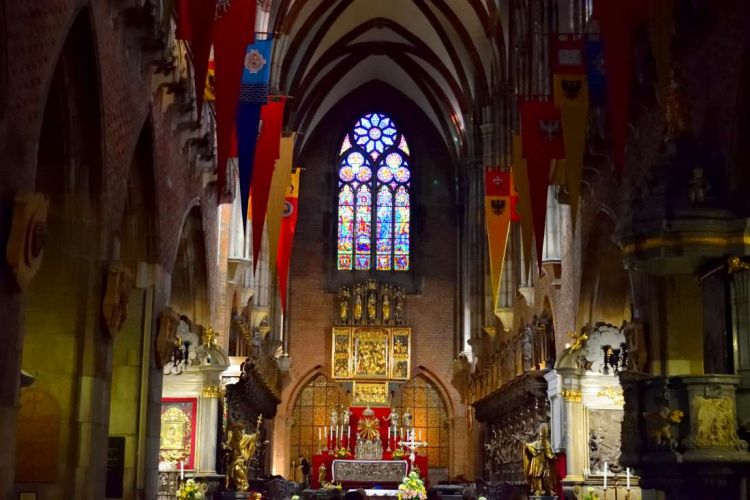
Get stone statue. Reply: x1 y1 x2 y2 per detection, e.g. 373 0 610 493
338 287 350 324
224 415 262 491
403 408 413 430
522 424 555 496
664 67 690 142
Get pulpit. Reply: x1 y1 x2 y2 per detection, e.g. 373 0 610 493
311 405 427 488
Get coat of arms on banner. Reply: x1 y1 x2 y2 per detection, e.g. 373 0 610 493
561 79 583 100
245 49 267 74
539 119 561 141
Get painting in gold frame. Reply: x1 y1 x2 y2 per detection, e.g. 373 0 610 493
352 381 390 406
390 328 411 380
353 328 389 379
332 327 352 379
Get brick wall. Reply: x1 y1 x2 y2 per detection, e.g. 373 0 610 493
274 82 471 477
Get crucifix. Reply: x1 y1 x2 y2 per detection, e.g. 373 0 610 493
397 428 427 473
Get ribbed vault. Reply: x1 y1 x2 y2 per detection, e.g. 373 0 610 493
271 0 506 160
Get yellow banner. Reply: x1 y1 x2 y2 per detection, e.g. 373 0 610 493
485 196 511 309
512 133 534 277
266 133 296 273
553 74 588 230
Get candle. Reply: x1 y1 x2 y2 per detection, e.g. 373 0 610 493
418 430 422 441
319 427 322 441
347 425 351 439
603 462 608 489
180 460 184 481
388 426 391 442
626 467 631 489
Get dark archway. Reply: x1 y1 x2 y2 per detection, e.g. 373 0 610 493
18 8 105 499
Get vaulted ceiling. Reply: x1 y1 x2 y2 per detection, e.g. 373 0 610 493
271 0 508 159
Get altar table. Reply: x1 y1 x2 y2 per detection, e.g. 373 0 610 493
311 454 427 489
332 459 407 484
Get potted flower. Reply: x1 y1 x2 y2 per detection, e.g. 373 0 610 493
176 479 207 500
392 448 406 459
397 471 427 500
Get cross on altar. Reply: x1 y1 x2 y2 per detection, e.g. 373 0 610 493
397 429 427 473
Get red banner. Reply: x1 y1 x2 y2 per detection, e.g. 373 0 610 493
593 0 648 171
277 168 300 312
519 100 565 269
175 0 217 117
251 97 286 269
214 0 257 199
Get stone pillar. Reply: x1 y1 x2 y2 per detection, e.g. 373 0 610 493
558 369 585 483
197 391 220 473
544 370 565 452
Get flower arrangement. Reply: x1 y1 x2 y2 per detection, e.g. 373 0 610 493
291 496 300 500
321 481 343 491
392 448 406 459
176 479 207 500
669 409 684 424
582 487 600 500
397 471 427 500
335 447 352 458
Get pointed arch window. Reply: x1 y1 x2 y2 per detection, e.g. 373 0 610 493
337 113 411 271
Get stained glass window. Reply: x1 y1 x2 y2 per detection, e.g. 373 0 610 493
288 375 350 477
392 375 450 467
337 113 411 271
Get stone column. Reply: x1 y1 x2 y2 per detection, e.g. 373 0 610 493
197 390 220 473
557 368 585 483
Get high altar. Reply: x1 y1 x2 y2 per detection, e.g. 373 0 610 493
311 280 428 488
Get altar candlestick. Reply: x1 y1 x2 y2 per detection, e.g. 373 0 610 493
603 462 608 489
324 425 328 449
626 467 631 489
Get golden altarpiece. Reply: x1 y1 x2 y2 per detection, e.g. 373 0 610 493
331 279 410 406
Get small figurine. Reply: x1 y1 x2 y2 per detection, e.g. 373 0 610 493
341 407 352 427
353 286 363 322
330 407 339 427
402 408 413 430
338 288 350 324
688 167 710 204
318 462 327 484
382 287 391 322
367 291 377 322
383 408 400 430
664 66 690 142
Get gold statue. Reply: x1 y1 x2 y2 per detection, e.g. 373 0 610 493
224 415 262 491
338 288 350 324
367 292 377 322
354 286 363 322
567 329 588 352
522 424 556 496
664 67 690 142
382 287 391 322
318 462 327 484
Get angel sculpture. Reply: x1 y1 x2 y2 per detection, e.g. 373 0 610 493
224 415 262 491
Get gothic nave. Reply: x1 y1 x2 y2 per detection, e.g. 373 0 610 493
2 1 750 499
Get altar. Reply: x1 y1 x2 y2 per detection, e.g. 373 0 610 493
311 404 428 488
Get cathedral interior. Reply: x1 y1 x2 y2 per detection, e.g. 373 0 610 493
2 1 750 499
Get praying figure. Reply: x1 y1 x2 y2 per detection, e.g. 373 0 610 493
522 424 555 496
